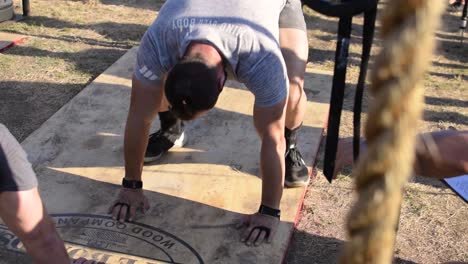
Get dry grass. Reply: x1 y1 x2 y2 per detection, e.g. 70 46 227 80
1 0 161 140
288 4 467 264
0 1 466 263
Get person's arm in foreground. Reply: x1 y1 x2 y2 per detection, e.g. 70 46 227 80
334 130 468 179
0 124 69 263
0 188 70 263
413 130 468 178
109 76 163 222
237 99 287 246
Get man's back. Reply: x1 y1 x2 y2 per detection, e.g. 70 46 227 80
156 0 285 37
137 0 289 107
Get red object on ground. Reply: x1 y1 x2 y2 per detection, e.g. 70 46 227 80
0 33 26 52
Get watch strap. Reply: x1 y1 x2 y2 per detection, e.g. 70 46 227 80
258 204 281 219
122 178 143 189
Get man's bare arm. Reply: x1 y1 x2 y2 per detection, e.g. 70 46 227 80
124 76 164 181
253 99 287 209
0 188 69 264
334 130 468 179
110 75 164 222
413 130 468 178
237 99 287 246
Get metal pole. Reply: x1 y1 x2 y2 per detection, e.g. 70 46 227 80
323 16 352 182
461 0 467 43
22 0 30 17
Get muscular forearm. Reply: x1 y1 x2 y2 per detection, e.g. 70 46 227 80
0 189 69 263
253 101 287 210
123 76 163 181
20 217 69 264
414 151 468 179
124 114 152 181
260 136 285 209
413 130 468 179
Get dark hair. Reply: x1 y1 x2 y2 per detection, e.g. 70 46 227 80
165 57 220 120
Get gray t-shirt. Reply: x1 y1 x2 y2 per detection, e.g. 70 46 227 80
0 124 38 192
135 0 289 107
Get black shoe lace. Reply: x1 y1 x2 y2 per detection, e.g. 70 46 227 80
148 130 163 140
286 146 305 167
147 130 174 153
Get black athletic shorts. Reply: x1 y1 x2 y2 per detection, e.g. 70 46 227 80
279 0 307 31
0 124 38 192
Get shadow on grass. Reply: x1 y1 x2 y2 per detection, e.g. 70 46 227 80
4 45 128 76
98 0 165 11
424 110 468 126
0 81 84 141
286 229 421 264
434 12 468 64
425 96 468 108
429 71 468 81
2 29 134 49
302 5 378 39
308 46 364 68
8 15 148 44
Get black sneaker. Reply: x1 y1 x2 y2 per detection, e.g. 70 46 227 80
144 127 186 163
285 144 310 187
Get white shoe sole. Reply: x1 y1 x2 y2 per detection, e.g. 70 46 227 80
285 156 310 188
285 177 310 188
173 131 186 148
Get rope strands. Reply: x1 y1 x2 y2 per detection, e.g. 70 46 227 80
339 1 444 263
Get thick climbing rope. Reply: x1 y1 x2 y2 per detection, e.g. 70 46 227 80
339 0 443 263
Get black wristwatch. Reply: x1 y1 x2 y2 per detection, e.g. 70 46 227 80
122 178 143 189
258 204 281 219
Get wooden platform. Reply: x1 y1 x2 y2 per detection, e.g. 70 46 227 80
0 47 331 263
0 31 25 52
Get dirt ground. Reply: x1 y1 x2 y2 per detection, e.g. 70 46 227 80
0 1 466 263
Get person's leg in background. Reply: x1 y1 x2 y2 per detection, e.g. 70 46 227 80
144 91 186 163
279 0 310 187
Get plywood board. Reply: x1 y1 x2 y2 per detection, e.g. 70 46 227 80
0 47 331 263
